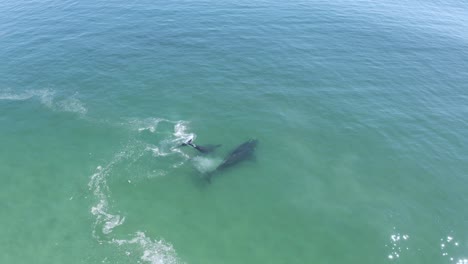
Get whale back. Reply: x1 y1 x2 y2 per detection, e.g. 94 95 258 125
217 139 258 170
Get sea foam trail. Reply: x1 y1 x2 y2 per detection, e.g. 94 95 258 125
0 88 54 104
0 91 35 100
130 117 167 133
112 232 179 264
88 119 194 264
129 118 195 143
89 152 128 238
88 147 181 264
0 88 88 115
56 94 88 115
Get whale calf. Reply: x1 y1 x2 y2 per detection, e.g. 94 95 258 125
181 138 221 154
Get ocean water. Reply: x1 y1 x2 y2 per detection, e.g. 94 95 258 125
1 0 468 263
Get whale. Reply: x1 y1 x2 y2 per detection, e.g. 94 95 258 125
181 139 221 154
216 139 258 170
206 139 258 182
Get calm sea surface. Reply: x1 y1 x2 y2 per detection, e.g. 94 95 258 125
1 0 468 263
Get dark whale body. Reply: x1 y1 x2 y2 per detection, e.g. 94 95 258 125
181 139 221 154
216 139 258 171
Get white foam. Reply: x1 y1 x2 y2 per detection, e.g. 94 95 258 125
0 91 34 100
137 120 196 162
112 231 179 264
147 170 168 179
129 118 167 133
37 89 55 108
0 88 54 104
88 143 181 264
103 214 126 235
86 120 198 263
173 121 195 144
170 147 190 160
91 198 126 235
89 161 127 237
56 95 87 115
139 126 157 133
146 146 170 157
145 144 190 163
0 88 87 115
125 119 196 154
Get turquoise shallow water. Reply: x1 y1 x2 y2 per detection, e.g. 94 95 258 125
1 0 468 263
